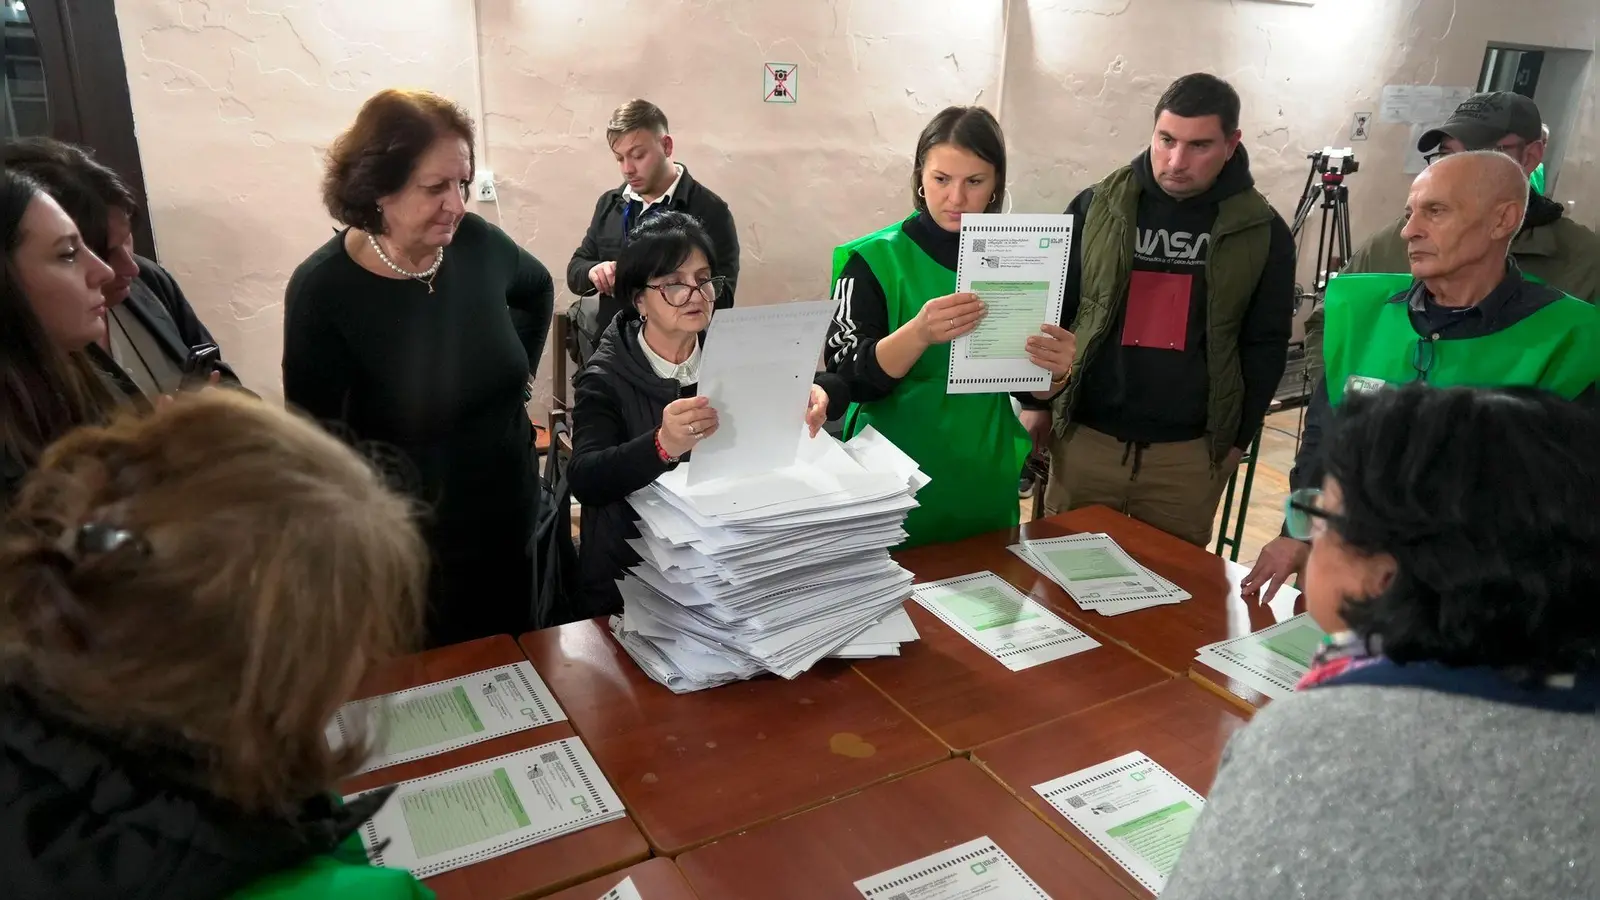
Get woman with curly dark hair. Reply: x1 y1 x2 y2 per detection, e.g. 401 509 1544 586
282 89 554 647
1164 384 1598 900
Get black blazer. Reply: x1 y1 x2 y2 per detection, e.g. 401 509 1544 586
121 256 242 387
565 165 740 324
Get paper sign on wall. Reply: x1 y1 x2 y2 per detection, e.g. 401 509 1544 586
764 63 797 103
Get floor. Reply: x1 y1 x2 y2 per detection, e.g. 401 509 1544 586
1020 408 1305 567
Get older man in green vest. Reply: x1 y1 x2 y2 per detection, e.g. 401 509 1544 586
1342 93 1599 303
1023 73 1296 546
1241 150 1600 602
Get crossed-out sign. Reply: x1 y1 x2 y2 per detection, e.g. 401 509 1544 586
764 63 797 103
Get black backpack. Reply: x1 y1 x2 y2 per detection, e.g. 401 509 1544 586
528 417 581 629
562 294 623 369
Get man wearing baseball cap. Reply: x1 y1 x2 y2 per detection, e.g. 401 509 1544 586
1343 91 1600 303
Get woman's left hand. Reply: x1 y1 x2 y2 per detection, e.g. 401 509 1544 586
1026 324 1077 380
805 384 830 437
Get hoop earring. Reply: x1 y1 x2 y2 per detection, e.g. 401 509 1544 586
917 185 926 199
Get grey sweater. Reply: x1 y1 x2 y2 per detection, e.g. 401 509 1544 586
1162 684 1598 900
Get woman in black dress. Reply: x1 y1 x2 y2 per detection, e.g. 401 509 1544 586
283 89 554 646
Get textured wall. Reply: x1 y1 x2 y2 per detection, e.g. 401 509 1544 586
114 0 1598 403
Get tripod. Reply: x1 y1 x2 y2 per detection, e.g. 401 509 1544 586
1290 149 1356 298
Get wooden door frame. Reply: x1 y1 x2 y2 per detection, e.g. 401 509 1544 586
27 0 156 259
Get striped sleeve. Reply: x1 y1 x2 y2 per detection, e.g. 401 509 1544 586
823 251 901 404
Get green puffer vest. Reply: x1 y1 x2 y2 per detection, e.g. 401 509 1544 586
1053 165 1275 463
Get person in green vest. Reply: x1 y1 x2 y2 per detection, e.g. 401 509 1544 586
823 106 1076 548
0 390 433 899
1339 93 1599 304
1024 73 1297 547
1242 150 1600 603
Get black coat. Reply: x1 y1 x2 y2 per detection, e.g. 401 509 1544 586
121 256 242 387
568 316 850 616
565 165 741 326
0 689 387 900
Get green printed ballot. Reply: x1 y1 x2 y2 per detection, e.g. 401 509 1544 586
1107 800 1201 878
379 687 486 756
401 768 531 858
940 583 1040 631
1260 622 1324 668
966 281 1049 359
1042 546 1136 582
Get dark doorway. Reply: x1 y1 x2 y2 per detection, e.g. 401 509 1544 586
3 0 155 258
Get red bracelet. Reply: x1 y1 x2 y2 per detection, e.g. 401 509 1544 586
655 430 678 464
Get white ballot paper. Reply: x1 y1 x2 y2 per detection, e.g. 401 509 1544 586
688 299 835 485
1019 533 1184 614
328 662 566 775
1007 541 1188 617
1034 751 1204 896
912 571 1099 671
854 835 1053 899
353 737 625 879
598 876 644 900
948 214 1072 395
1194 612 1326 700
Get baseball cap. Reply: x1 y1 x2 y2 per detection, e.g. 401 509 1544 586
1418 92 1542 153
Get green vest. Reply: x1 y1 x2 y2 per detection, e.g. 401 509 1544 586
1053 166 1275 462
1322 272 1600 407
832 218 1030 548
230 832 434 899
1530 163 1547 197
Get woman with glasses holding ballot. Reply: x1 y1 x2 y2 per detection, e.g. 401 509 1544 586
569 210 849 617
823 106 1075 548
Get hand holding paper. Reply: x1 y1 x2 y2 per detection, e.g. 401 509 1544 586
804 384 829 437
659 396 718 460
913 291 986 345
1025 323 1077 381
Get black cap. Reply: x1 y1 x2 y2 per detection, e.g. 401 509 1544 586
1418 91 1543 153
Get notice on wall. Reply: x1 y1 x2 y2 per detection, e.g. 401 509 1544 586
764 63 798 103
1380 84 1475 125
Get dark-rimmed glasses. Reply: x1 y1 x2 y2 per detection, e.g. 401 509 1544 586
1423 138 1534 167
1284 487 1342 541
646 275 727 308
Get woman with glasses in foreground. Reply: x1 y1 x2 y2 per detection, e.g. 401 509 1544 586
1163 384 1598 900
568 211 848 618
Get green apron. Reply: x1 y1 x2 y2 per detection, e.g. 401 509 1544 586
833 218 1031 549
1322 272 1600 407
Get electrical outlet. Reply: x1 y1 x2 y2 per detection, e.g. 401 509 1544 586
475 170 497 203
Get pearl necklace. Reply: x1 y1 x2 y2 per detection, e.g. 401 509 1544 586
368 233 444 293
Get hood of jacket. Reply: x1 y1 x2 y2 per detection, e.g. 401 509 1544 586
0 690 386 900
1523 187 1565 231
582 313 698 406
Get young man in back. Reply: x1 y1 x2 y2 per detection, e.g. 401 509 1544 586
566 99 740 330
1024 73 1296 546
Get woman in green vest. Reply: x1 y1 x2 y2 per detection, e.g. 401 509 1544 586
824 107 1076 548
0 391 432 899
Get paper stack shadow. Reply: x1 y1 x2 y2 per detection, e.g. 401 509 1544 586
610 426 928 692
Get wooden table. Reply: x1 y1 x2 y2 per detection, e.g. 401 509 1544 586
519 619 951 856
1017 507 1289 674
342 636 649 900
676 758 1132 899
972 679 1247 898
538 858 699 900
858 534 1171 751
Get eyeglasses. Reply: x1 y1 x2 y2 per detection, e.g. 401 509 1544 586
1423 138 1533 166
1284 487 1340 541
646 275 726 308
1411 337 1435 381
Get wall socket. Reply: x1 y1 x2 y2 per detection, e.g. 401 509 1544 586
474 170 497 203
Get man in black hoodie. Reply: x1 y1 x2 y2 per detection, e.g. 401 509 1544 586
1026 74 1296 546
566 98 741 331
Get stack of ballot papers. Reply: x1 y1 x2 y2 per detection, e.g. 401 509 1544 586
611 426 927 693
1009 532 1191 615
